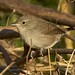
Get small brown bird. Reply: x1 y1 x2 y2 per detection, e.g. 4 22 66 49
12 14 70 50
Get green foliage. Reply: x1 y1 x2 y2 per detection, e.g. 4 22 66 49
23 0 59 9
13 38 23 47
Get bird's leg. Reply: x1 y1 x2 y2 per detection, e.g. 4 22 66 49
40 47 44 57
39 47 45 65
30 50 36 59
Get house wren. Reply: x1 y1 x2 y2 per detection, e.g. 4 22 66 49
12 14 69 50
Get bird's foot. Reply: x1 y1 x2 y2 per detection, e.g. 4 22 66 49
40 48 44 57
30 50 36 59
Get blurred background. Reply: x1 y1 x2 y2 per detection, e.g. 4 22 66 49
0 0 75 74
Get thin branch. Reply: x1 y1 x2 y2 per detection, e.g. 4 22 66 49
0 0 75 27
0 44 12 65
0 26 19 39
0 44 74 67
0 66 20 73
65 49 75 75
15 48 75 66
0 62 15 75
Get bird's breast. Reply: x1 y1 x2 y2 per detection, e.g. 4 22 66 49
22 30 62 48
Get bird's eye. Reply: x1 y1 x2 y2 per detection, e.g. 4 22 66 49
22 21 25 24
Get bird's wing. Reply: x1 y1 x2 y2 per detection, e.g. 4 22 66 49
33 19 66 35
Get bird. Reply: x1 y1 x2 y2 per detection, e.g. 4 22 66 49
12 14 72 54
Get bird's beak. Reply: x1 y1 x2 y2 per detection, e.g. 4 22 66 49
11 23 20 26
11 24 16 26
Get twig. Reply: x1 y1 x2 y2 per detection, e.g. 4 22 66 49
0 0 75 27
15 48 75 66
48 48 52 75
6 9 16 26
0 62 15 75
0 26 19 39
0 44 12 65
26 39 32 75
65 49 75 75
0 47 75 54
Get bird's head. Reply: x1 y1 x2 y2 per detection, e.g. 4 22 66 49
11 14 38 32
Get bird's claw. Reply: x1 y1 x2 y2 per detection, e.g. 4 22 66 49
30 50 36 59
